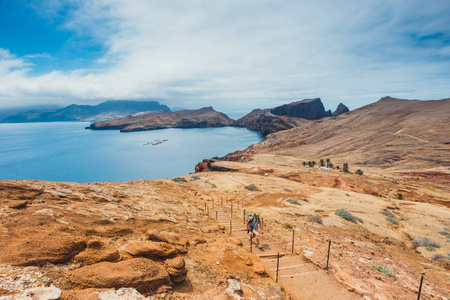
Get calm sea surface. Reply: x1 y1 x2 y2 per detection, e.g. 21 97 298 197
0 122 263 182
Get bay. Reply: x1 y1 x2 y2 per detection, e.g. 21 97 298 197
0 122 263 182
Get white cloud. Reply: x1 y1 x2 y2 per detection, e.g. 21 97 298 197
0 0 450 112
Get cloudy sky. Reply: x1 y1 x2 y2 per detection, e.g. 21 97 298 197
0 0 450 114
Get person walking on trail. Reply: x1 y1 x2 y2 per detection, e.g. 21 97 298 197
247 212 263 249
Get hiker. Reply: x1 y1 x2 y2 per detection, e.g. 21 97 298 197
247 212 263 249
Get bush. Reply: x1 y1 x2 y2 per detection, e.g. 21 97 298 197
429 242 441 248
386 217 398 225
371 265 396 277
381 210 394 217
431 254 445 260
335 209 363 224
355 169 364 175
308 215 323 224
411 237 440 249
244 184 259 191
190 175 200 181
395 193 404 200
283 223 293 229
286 198 301 205
172 177 187 183
438 231 450 238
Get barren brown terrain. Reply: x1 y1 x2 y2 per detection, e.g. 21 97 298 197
1 97 449 299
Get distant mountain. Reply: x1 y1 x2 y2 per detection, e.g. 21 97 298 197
0 104 62 121
87 107 234 132
0 100 170 123
234 98 348 135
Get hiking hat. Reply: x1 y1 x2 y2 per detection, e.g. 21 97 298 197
255 212 260 216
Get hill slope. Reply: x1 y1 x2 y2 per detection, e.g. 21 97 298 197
228 97 450 170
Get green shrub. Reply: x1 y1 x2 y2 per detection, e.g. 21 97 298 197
244 184 259 191
438 231 450 238
172 177 187 183
395 193 404 200
190 175 201 181
429 242 441 248
335 209 363 224
286 198 301 205
308 215 323 225
386 217 398 225
283 223 293 229
411 237 440 249
431 254 445 260
355 169 364 175
381 210 394 218
371 265 396 277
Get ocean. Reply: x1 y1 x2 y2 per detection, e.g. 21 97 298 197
0 122 263 182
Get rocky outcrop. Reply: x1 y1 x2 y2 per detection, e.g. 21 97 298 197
332 103 350 116
126 241 179 258
195 158 240 173
233 109 300 135
87 107 234 132
73 240 120 266
145 229 189 246
69 258 171 293
164 257 188 282
270 98 331 120
0 232 86 266
234 98 346 135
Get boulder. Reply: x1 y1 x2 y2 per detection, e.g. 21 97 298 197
8 200 29 209
69 258 171 293
145 229 189 246
0 232 86 266
74 240 120 266
227 237 243 246
164 257 187 282
126 241 178 258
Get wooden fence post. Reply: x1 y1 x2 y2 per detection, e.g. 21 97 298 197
326 240 331 270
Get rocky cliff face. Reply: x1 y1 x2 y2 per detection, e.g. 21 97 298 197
234 98 346 135
87 107 234 132
332 103 350 116
270 98 332 119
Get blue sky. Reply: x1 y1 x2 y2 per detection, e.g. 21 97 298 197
0 0 450 114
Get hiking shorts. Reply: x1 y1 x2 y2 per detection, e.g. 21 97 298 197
250 229 259 237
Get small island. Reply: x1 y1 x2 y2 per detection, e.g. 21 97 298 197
86 106 234 132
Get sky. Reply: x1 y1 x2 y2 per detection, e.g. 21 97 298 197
0 0 450 115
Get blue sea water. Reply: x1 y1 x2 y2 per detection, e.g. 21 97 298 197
0 122 263 182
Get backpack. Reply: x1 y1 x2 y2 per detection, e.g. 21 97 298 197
247 214 260 230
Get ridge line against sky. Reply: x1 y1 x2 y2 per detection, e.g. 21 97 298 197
0 0 450 114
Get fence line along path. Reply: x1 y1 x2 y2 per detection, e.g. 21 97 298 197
208 201 362 300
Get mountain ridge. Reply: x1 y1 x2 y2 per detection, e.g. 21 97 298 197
0 100 170 123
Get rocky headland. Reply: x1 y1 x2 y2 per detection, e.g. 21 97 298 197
87 106 234 132
233 98 349 135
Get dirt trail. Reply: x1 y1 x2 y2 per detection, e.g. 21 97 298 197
211 202 362 300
